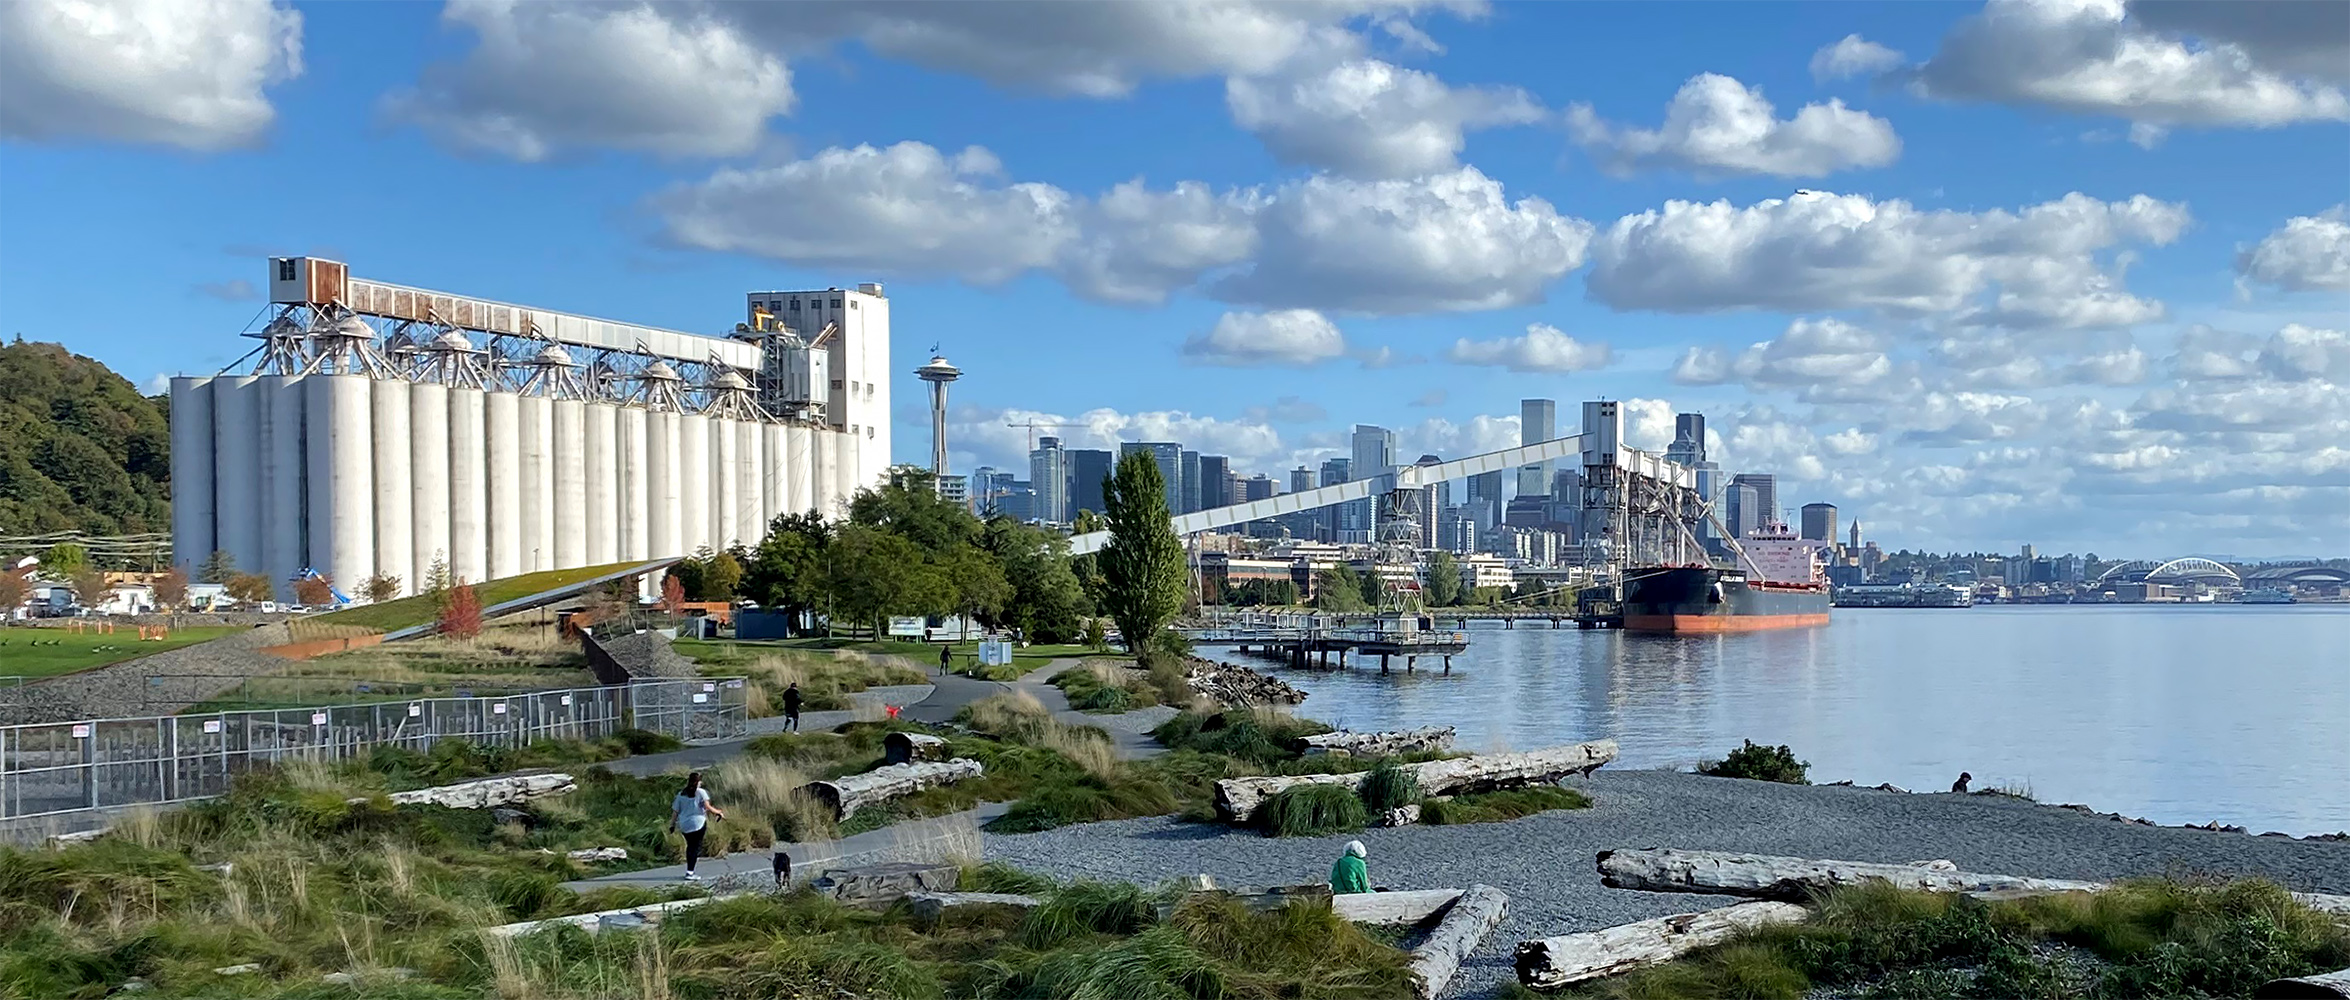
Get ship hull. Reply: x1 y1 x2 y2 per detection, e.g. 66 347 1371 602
1622 567 1830 633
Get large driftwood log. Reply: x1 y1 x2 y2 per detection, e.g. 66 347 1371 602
360 773 577 810
906 891 1041 921
1333 888 1462 926
1514 902 1809 989
1598 848 2350 915
1214 740 1618 823
2259 968 2350 998
1410 884 1509 1000
812 861 962 906
1298 727 1456 757
884 732 949 765
803 758 983 820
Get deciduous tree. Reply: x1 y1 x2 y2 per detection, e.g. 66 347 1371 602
294 574 335 607
0 573 28 616
70 569 109 609
153 568 188 611
45 543 89 576
224 573 274 605
1425 551 1462 607
439 582 482 639
359 573 403 604
1096 451 1186 666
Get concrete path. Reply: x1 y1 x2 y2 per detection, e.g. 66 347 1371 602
563 802 1009 892
599 683 933 778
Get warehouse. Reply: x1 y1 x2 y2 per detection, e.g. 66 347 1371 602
169 258 890 600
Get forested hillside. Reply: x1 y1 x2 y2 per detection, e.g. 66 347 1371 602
0 339 172 537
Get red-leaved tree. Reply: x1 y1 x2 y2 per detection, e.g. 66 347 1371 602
661 574 685 615
439 582 482 639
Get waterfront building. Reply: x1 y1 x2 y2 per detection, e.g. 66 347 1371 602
1801 502 1838 542
1519 399 1556 499
1459 553 1516 590
1028 436 1067 523
1067 448 1112 518
1120 442 1182 512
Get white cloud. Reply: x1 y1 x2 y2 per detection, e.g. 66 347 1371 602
1216 166 1594 313
1398 413 1520 461
959 406 1290 474
2069 346 2151 385
1674 318 1907 402
2123 0 2350 84
1059 180 1265 304
1621 398 1677 452
1444 323 1611 372
1182 310 1350 367
2236 206 2350 293
1908 0 2349 130
653 142 1077 283
1822 427 1879 455
2175 324 2350 383
0 0 301 150
1810 34 1905 82
143 373 172 395
1569 73 1900 178
1588 190 2188 328
2260 324 2350 381
386 1 793 161
1227 54 1541 178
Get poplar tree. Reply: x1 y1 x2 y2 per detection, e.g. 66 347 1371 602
1096 451 1186 666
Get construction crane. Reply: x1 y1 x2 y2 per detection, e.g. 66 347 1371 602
1005 419 1081 452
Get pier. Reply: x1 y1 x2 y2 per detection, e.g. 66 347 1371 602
1184 619 1470 674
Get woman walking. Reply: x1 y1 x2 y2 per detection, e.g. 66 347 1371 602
669 771 726 881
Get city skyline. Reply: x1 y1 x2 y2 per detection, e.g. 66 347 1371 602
3 1 2344 557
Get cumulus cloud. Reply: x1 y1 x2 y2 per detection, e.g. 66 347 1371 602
654 142 1076 282
0 0 302 150
1907 0 2350 131
1444 323 1611 373
2124 0 2350 84
1227 54 1542 178
2172 324 2350 383
387 1 793 161
956 405 1288 474
1568 74 1900 178
1182 309 1350 367
1398 413 1521 461
1216 166 1594 313
1810 34 1905 82
1672 318 1906 402
1588 190 2188 328
2236 205 2350 293
1059 180 1265 304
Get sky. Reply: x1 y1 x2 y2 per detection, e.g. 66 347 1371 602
1 0 2346 559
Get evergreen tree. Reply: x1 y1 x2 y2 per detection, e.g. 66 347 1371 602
196 550 236 585
1425 550 1462 607
1096 450 1186 666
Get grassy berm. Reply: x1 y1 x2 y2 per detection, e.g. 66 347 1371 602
1519 877 2350 1000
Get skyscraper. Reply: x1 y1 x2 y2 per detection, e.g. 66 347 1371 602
1731 473 1777 532
1349 425 1395 538
1028 436 1068 523
1726 483 1761 539
1067 449 1113 518
1848 519 1861 552
1121 442 1182 512
1519 399 1556 499
1666 413 1706 467
1412 454 1446 549
1239 475 1274 502
1319 457 1351 541
1198 455 1231 509
1291 466 1317 494
1800 502 1838 542
1179 450 1201 513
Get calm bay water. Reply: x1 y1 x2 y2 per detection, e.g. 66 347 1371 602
1205 605 2350 834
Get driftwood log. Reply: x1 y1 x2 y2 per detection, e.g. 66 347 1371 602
1515 901 1809 988
2260 968 2350 998
906 891 1040 921
812 861 962 906
1214 740 1618 823
1599 848 2350 915
884 732 949 765
802 758 983 821
1410 884 1509 1000
359 773 577 810
1297 727 1456 757
1332 888 1462 926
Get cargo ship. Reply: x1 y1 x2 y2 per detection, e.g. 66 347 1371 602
1621 523 1831 632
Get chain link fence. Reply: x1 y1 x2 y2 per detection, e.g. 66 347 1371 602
0 678 746 821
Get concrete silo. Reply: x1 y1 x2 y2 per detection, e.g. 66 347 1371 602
168 377 215 575
485 389 521 581
409 381 452 589
448 386 489 585
551 397 587 569
584 401 619 566
371 378 413 594
306 374 375 593
262 375 308 600
678 411 710 556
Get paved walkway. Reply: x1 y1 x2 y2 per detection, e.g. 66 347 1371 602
563 803 1010 892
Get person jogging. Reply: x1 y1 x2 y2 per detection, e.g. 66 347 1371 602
669 771 726 881
938 644 953 676
782 682 804 732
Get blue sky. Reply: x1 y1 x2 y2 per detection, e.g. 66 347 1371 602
3 0 2345 557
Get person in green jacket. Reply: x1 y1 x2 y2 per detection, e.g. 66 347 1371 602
1330 840 1370 894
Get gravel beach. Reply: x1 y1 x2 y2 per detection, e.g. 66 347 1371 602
983 769 2350 999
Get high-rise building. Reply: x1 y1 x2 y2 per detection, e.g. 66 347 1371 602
1801 502 1838 542
1411 454 1446 549
1121 442 1182 512
1349 425 1394 536
1666 413 1706 467
1291 466 1317 494
1693 462 1724 547
1067 449 1113 518
936 474 969 508
1179 450 1201 513
1519 399 1556 499
1319 457 1351 541
1731 473 1777 532
1239 474 1274 502
1197 455 1231 509
1725 483 1761 539
1028 436 1068 523
1848 519 1861 552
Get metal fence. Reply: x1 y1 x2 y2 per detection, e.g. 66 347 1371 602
0 678 747 821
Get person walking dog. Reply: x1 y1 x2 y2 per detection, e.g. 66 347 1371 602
670 771 726 881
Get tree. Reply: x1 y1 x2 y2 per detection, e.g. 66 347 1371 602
422 554 453 606
849 468 983 552
1425 551 1462 607
827 525 945 636
439 582 483 639
742 513 830 627
941 544 1012 638
196 550 236 585
981 516 1089 643
1358 565 1384 607
358 572 403 604
1069 509 1108 603
1313 565 1367 612
224 573 274 605
294 574 335 607
0 573 27 616
704 550 744 601
45 542 89 576
153 568 188 611
1095 451 1186 666
660 574 686 615
70 569 109 609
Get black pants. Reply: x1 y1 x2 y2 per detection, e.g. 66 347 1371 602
683 828 706 872
785 709 800 731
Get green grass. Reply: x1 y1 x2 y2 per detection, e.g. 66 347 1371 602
0 625 245 680
675 638 927 714
306 561 645 633
1420 785 1589 824
1697 739 1812 785
1258 783 1369 837
1357 761 1421 813
1551 878 2350 1000
176 625 594 712
1050 658 1185 713
754 635 1110 680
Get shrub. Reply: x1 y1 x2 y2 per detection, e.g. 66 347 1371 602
1258 783 1367 837
1698 740 1811 784
1419 785 1589 825
1356 762 1420 813
1020 880 1156 949
616 728 683 756
1151 709 1330 766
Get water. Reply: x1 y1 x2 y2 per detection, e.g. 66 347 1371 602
1204 605 2350 835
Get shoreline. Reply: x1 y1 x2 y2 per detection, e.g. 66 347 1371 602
984 768 2350 1000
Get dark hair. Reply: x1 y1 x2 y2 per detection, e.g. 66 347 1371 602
682 772 703 796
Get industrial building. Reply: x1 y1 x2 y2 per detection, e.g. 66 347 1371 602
170 257 891 600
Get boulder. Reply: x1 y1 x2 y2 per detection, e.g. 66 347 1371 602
811 861 961 907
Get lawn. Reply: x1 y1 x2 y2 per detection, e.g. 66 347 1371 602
0 625 246 681
305 560 647 633
744 635 1112 680
180 624 595 712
